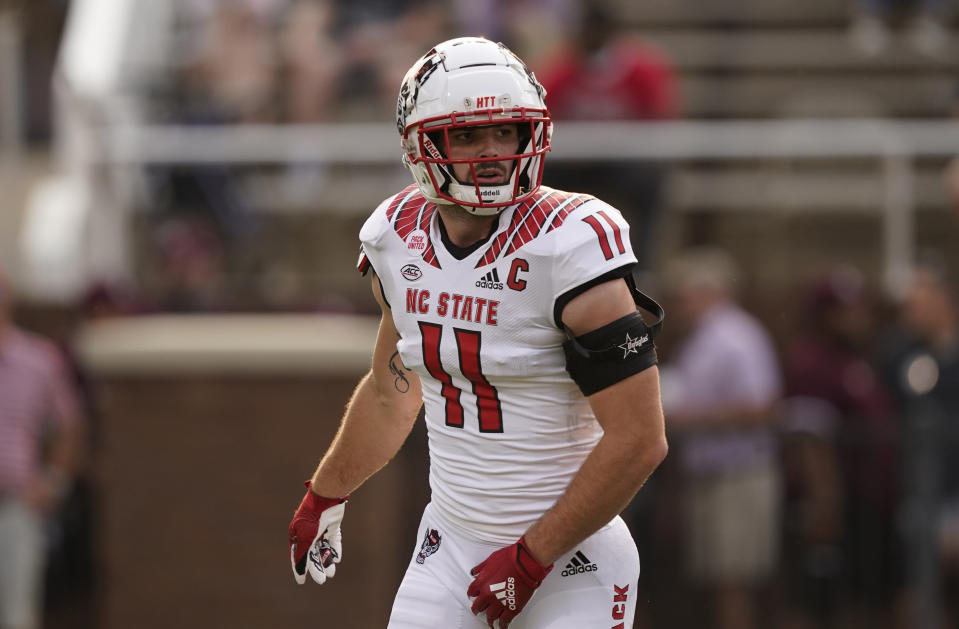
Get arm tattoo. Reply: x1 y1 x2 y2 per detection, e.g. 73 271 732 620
389 351 410 393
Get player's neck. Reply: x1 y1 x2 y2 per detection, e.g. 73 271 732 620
437 204 499 249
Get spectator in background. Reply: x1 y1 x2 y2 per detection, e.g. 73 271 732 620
157 0 278 290
659 247 783 629
536 4 677 121
0 266 85 629
535 3 679 271
781 266 901 629
848 0 951 57
449 0 579 65
330 0 449 119
149 214 229 312
878 256 959 628
278 0 343 123
179 1 280 124
368 0 449 117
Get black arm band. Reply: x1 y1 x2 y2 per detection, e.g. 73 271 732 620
562 288 664 396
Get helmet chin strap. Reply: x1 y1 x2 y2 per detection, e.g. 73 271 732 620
447 181 516 215
443 135 537 215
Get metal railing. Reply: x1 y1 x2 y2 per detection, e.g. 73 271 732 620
92 118 959 297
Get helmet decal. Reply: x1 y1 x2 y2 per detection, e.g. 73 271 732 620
397 47 443 135
395 81 411 135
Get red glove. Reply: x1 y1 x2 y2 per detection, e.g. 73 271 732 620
288 481 348 585
467 536 553 628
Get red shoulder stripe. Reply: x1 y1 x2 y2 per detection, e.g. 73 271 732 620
474 189 561 268
474 198 536 268
386 184 420 222
545 193 591 233
418 203 442 269
501 191 560 257
391 192 441 269
394 198 429 239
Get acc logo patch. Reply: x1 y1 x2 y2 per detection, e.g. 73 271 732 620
415 528 442 564
401 264 422 281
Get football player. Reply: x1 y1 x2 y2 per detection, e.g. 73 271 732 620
289 36 668 629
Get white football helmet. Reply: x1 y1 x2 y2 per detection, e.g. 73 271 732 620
396 37 552 215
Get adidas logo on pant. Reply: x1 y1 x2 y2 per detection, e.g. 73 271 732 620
475 268 504 290
560 551 598 577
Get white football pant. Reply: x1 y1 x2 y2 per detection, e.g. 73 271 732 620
387 503 640 629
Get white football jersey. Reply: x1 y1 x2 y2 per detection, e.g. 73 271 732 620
358 184 638 544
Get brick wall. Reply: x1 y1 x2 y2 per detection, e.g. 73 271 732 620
90 374 429 629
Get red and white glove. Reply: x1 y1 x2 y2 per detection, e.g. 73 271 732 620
467 536 553 628
288 481 348 585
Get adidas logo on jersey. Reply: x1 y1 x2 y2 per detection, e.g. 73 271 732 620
561 551 598 577
475 268 504 290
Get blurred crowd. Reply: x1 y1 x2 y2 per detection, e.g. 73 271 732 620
164 0 586 126
636 249 959 629
847 0 952 57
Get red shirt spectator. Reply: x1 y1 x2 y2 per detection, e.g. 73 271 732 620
535 6 678 121
533 5 679 272
538 37 677 121
786 267 899 508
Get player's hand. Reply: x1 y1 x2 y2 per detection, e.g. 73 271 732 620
467 536 553 628
288 481 348 585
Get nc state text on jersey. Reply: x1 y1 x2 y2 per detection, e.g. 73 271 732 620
406 289 499 325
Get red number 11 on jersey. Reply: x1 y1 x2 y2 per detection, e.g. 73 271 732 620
418 322 504 432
